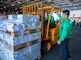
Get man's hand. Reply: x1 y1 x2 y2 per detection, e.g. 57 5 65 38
57 40 61 44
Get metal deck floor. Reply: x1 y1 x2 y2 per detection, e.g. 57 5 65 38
41 26 81 60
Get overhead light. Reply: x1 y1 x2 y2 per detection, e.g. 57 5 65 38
1 8 3 10
11 4 15 6
16 11 18 14
4 7 6 8
3 11 5 12
47 0 52 2
8 10 10 11
15 8 17 10
20 10 22 12
20 7 22 9
18 1 21 4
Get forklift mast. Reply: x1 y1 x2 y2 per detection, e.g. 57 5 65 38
22 2 61 52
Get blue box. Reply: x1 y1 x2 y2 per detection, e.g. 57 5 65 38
30 33 38 41
37 22 42 29
0 22 7 31
3 33 18 46
3 33 24 46
30 43 41 60
17 36 24 45
0 31 4 40
25 22 37 30
8 15 17 20
23 47 31 60
36 32 41 39
8 14 39 24
23 34 31 43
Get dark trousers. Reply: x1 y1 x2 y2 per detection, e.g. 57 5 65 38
60 38 69 60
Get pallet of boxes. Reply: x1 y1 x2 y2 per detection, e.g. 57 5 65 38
0 14 42 60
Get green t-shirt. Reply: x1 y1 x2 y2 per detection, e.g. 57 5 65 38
58 14 73 42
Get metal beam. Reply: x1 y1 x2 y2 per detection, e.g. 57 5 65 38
0 0 9 4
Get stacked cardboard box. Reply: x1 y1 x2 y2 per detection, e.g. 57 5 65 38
30 43 41 60
0 43 31 60
0 14 42 60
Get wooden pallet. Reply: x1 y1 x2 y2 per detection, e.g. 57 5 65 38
5 29 41 37
12 38 42 51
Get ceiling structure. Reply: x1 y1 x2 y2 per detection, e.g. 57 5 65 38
0 0 81 13
44 0 81 10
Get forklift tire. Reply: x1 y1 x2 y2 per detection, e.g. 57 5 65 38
41 41 52 53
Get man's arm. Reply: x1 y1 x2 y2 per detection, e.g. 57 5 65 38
57 14 63 21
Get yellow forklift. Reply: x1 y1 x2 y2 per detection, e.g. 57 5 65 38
22 2 61 52
38 6 61 52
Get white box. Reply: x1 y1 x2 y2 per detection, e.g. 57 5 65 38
6 22 21 32
8 15 17 20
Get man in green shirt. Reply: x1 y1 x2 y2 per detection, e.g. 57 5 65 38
57 10 73 60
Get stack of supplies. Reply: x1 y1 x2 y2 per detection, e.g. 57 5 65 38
0 14 42 60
